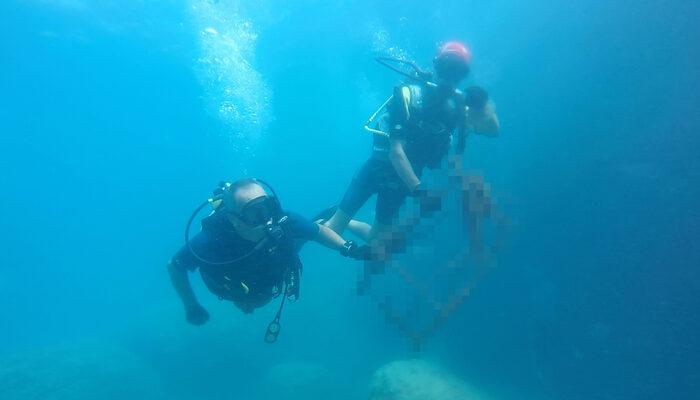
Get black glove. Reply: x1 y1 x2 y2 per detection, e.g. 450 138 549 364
185 303 210 326
463 86 489 111
340 241 371 261
412 185 443 216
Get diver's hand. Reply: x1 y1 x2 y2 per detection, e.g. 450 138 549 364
412 185 443 216
185 303 210 326
340 241 371 261
464 86 489 112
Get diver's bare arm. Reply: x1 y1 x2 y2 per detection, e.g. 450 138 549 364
468 102 500 137
388 139 421 191
314 224 349 251
166 262 199 308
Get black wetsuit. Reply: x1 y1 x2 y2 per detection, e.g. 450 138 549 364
338 83 463 224
171 211 318 313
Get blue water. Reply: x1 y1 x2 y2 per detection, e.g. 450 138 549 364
1 1 699 399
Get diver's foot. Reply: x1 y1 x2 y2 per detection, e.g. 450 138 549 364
312 205 338 224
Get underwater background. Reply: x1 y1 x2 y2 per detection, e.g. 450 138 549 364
1 0 699 399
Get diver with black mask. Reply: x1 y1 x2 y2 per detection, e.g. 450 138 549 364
167 179 368 341
319 41 500 242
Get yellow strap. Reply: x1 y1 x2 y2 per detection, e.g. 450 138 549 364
209 198 223 209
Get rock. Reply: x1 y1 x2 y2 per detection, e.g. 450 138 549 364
369 359 485 400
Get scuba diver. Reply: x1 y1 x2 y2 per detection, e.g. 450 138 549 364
319 41 500 242
167 179 367 342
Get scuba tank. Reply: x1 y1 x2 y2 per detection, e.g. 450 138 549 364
366 56 464 169
365 56 466 138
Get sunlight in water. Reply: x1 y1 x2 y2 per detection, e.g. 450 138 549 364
189 0 272 148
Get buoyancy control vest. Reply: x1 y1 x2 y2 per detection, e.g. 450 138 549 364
373 83 463 169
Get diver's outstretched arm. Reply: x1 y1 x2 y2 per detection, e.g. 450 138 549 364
314 224 349 250
314 224 371 260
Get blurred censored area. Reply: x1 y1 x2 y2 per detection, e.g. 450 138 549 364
360 156 511 351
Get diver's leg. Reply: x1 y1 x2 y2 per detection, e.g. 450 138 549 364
365 192 409 261
323 208 353 235
316 206 370 240
367 220 390 241
365 219 394 261
313 205 338 224
347 219 373 242
370 185 409 243
323 159 377 234
316 205 373 241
